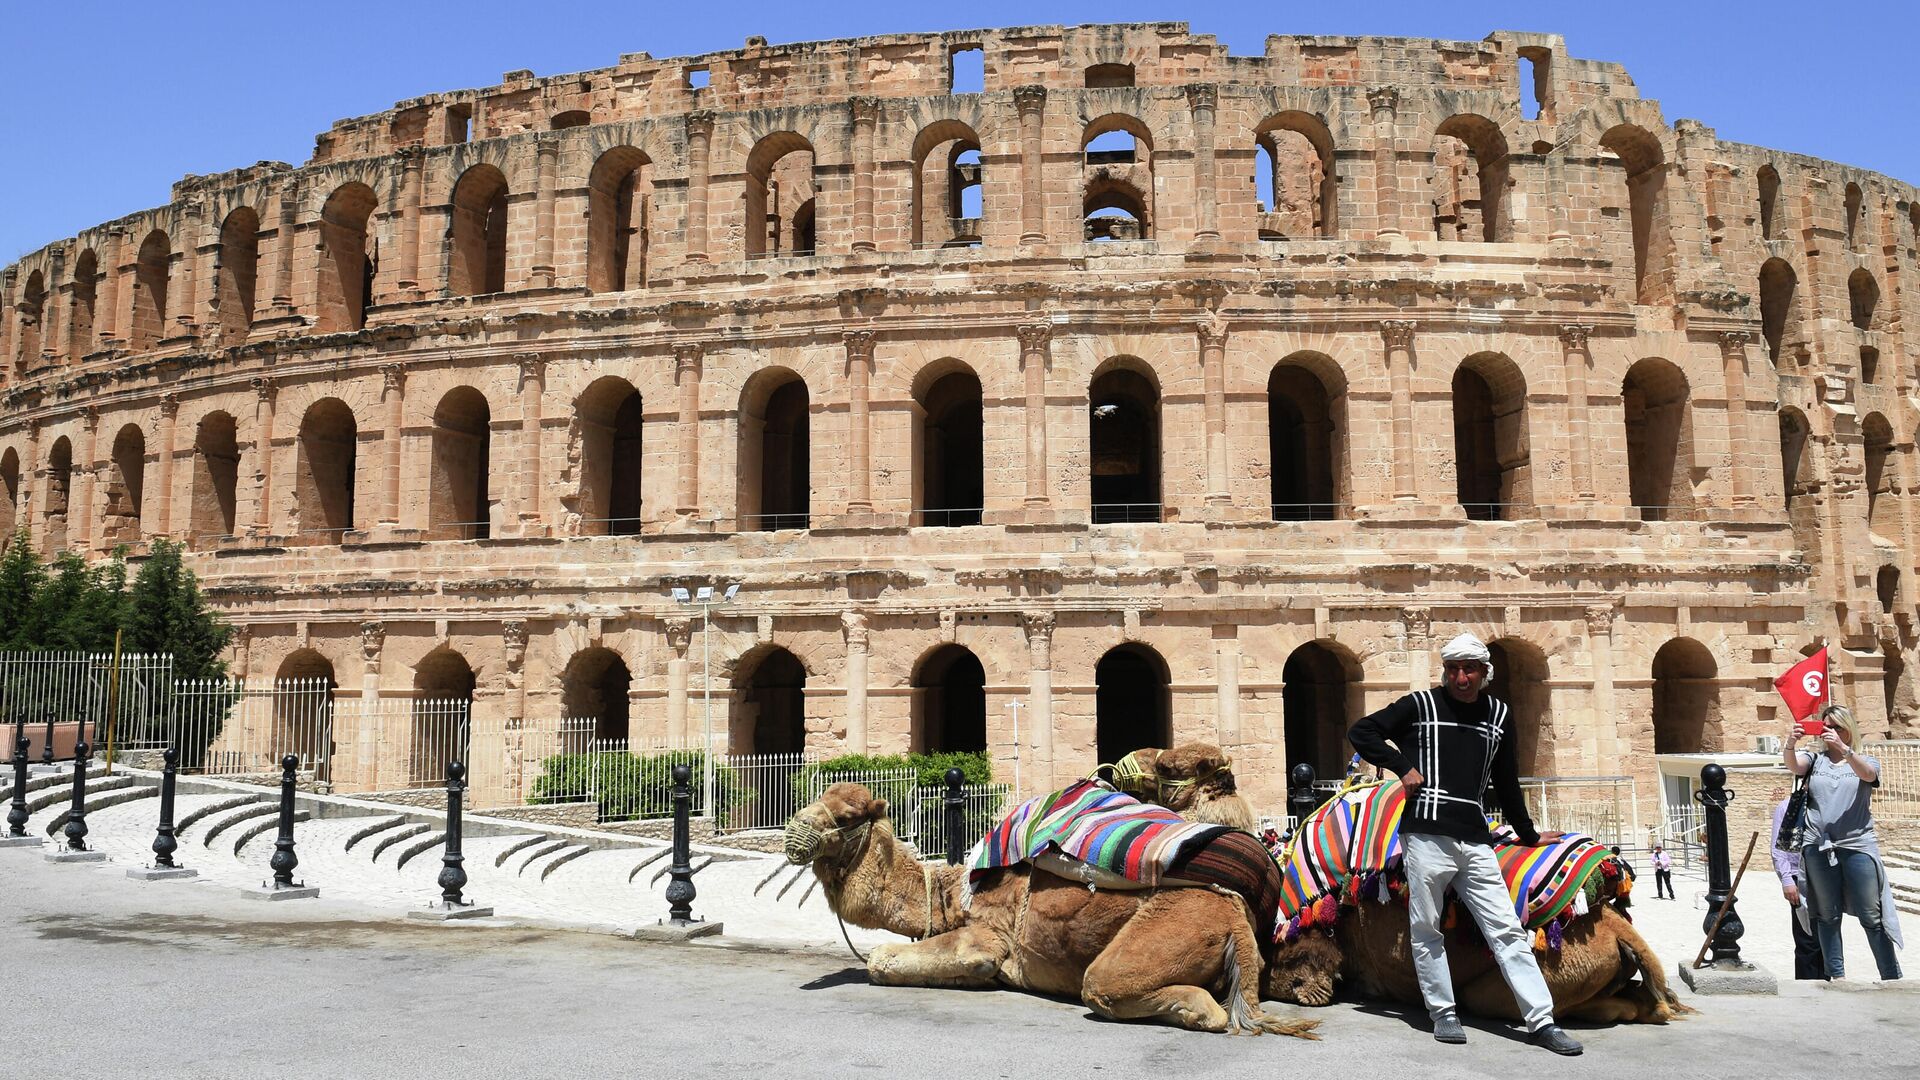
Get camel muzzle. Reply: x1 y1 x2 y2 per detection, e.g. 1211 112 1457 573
783 819 824 864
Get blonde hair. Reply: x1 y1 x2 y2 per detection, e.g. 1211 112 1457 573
1820 703 1857 740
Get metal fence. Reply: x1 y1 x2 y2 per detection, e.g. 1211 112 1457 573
1509 775 1639 850
1863 741 1920 822
0 650 175 749
902 782 1011 859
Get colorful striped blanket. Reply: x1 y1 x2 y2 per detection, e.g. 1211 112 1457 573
967 780 1230 890
1275 779 1628 944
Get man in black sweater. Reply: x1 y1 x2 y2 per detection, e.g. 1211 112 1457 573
1347 631 1583 1056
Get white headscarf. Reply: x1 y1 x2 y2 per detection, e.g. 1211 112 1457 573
1439 632 1494 681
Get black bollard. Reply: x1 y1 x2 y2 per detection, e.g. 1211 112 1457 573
944 767 966 866
1286 762 1318 840
664 762 697 925
151 746 181 868
63 741 92 852
268 753 300 888
438 760 469 907
1693 763 1747 967
41 707 56 767
7 717 29 838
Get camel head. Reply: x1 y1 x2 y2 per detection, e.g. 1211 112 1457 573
1114 743 1255 832
1263 931 1343 1007
784 781 890 867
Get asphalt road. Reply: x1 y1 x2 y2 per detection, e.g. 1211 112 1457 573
3 853 1914 1080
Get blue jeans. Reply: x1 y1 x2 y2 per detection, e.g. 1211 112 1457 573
1800 844 1903 980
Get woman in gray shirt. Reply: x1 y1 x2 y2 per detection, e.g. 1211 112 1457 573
1783 704 1904 981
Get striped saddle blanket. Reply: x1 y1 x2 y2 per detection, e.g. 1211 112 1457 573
1275 779 1625 943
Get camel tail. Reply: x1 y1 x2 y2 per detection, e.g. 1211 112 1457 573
1224 917 1322 1039
1616 910 1697 1021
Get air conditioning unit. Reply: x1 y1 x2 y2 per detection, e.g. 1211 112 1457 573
1753 735 1782 755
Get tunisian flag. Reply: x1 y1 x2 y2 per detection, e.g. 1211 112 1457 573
1774 648 1830 734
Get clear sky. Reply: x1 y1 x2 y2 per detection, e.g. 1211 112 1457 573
3 0 1917 262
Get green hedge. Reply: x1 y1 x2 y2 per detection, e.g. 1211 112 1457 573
528 749 752 821
793 750 993 797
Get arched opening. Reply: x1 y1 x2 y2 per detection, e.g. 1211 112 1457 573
1082 117 1153 242
215 207 259 345
738 371 809 531
1432 114 1511 242
1487 639 1551 777
1095 644 1171 767
1878 564 1901 614
0 449 18 538
1864 412 1896 540
915 366 983 527
1780 408 1819 558
1089 362 1160 523
104 424 145 544
573 377 643 537
189 411 239 542
744 133 816 258
561 647 632 742
1651 638 1719 754
735 647 807 755
1622 357 1693 521
295 398 357 543
1253 112 1336 239
1085 63 1134 88
1282 641 1357 780
15 270 46 369
1599 125 1675 307
1861 347 1881 387
316 184 376 332
429 386 492 540
68 249 98 359
911 644 987 753
550 110 590 130
1268 353 1347 521
1886 643 1911 736
587 147 653 293
1759 258 1798 367
1849 269 1880 333
1845 183 1864 249
449 164 509 296
911 121 983 248
44 437 71 552
1757 164 1780 241
131 230 171 350
1452 352 1531 520
411 647 475 784
272 649 337 777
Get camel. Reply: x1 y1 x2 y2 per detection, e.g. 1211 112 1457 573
785 781 1321 1038
1106 743 1256 833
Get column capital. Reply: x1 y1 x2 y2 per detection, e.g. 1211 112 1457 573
503 620 529 670
841 329 877 362
685 110 716 140
662 616 692 658
1380 320 1416 350
1558 323 1594 351
673 341 704 373
380 363 406 396
1184 84 1217 114
1584 604 1617 636
535 131 561 154
1013 85 1047 115
1401 606 1431 644
1022 609 1055 644
81 403 99 431
841 610 870 649
1366 85 1400 118
360 620 386 664
1015 321 1054 352
515 351 546 381
849 96 882 127
1718 329 1755 356
157 392 179 419
251 376 277 404
1195 314 1229 349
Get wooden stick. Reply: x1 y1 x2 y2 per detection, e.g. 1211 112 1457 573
1693 831 1759 969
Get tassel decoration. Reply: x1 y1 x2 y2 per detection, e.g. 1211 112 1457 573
1546 918 1565 951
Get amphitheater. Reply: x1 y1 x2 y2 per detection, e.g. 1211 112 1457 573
3 22 1916 832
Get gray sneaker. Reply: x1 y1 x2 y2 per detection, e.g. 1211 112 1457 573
1529 1024 1583 1056
1432 1015 1466 1044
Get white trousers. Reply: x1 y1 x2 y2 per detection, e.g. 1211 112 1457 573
1403 831 1557 1031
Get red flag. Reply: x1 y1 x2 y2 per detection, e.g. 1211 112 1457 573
1774 648 1829 734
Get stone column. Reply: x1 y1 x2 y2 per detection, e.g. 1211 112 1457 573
532 134 559 289
156 393 179 537
1367 87 1402 239
268 178 299 318
1403 606 1432 691
843 330 876 512
251 376 277 535
380 364 405 526
1719 331 1757 508
1585 605 1620 766
43 249 66 367
683 112 715 264
1017 322 1053 509
1186 85 1220 242
1213 628 1241 748
75 407 98 553
396 148 425 295
415 163 444 297
23 420 40 550
1023 612 1056 791
501 620 529 800
842 612 870 754
1545 147 1573 245
849 97 879 253
172 202 203 339
1557 325 1597 503
1014 87 1047 245
664 618 692 746
673 343 703 518
1382 320 1417 501
1197 315 1230 506
516 354 545 531
97 228 125 350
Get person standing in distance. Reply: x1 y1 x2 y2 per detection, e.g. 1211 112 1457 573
1651 844 1675 900
1348 632 1583 1055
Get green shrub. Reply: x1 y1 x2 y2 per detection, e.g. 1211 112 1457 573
793 750 993 799
528 749 752 821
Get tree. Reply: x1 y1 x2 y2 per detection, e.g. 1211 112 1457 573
125 539 231 682
0 529 48 649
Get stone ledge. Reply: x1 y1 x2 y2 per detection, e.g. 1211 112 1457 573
633 919 724 942
44 848 109 863
1679 960 1779 995
240 884 320 901
127 866 200 881
408 903 495 921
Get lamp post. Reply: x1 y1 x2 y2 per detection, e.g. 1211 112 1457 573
672 583 740 818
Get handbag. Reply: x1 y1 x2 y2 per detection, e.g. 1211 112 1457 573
1776 772 1811 852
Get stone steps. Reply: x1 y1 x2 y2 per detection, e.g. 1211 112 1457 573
342 817 409 853
44 783 157 835
368 822 431 864
200 803 279 848
231 811 312 856
24 773 134 814
176 794 271 836
393 831 447 871
0 765 105 803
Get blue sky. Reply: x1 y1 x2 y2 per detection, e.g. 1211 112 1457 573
3 0 1916 262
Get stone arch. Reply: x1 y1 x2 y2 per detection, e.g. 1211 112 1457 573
586 146 653 293
15 269 44 368
1252 111 1336 239
1863 411 1896 540
43 436 71 552
104 423 146 543
1089 357 1160 523
1452 352 1532 519
295 397 357 542
744 132 816 258
1651 637 1720 755
1268 351 1348 521
215 207 260 345
131 229 171 350
1282 640 1361 780
1779 407 1817 556
68 249 98 359
449 164 509 296
0 447 17 538
271 648 337 775
429 385 492 540
1095 642 1171 766
189 410 239 542
316 183 377 332
572 376 643 536
1082 114 1154 241
561 646 632 742
1757 163 1780 241
911 643 987 753
1878 564 1901 614
411 646 475 783
1622 357 1693 521
1432 114 1512 242
1845 182 1864 249
737 368 809 531
1598 124 1674 306
1487 637 1551 777
1759 257 1799 367
911 119 983 248
1849 269 1880 333
912 361 982 527
732 645 807 755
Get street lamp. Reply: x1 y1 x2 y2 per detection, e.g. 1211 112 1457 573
671 583 740 816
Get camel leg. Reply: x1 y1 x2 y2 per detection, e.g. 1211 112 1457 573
1081 892 1236 1033
867 925 1008 989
